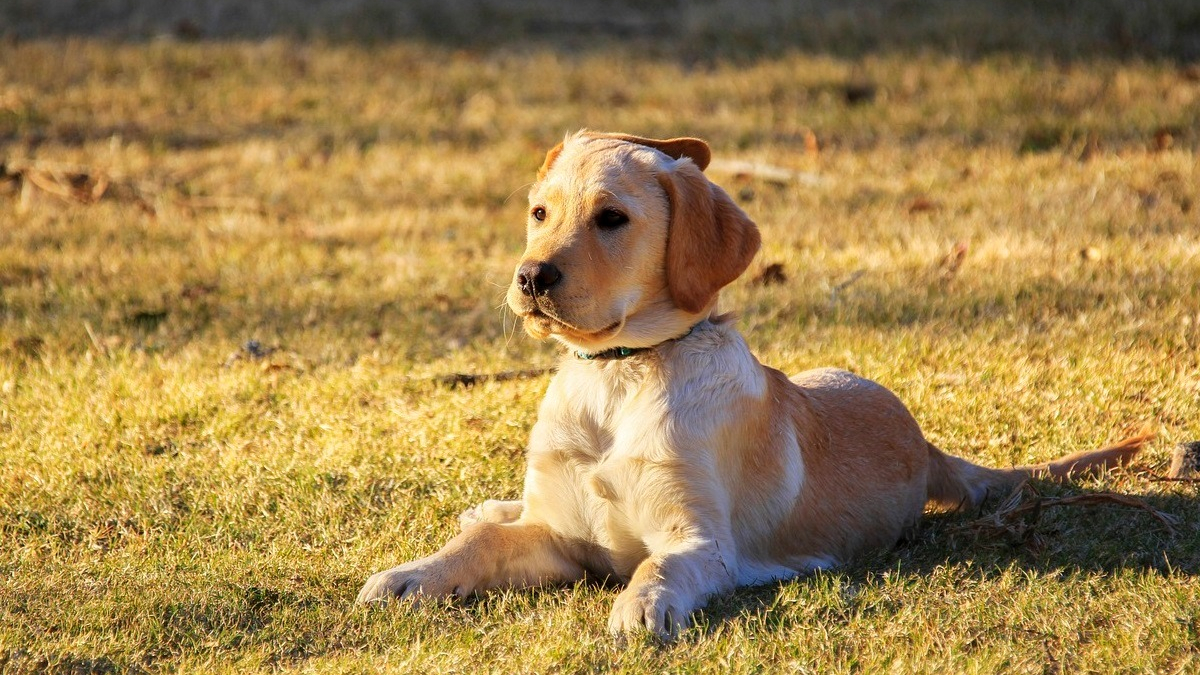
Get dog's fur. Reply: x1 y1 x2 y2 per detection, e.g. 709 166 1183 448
357 131 1147 637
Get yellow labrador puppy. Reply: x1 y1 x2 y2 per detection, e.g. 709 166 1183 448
357 131 1146 637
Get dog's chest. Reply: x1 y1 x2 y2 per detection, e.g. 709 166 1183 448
526 364 670 576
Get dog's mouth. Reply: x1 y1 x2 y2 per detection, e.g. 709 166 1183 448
520 304 624 342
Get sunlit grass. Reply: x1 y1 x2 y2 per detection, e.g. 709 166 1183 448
1 40 1198 673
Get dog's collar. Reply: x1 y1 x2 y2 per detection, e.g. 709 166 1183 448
574 322 705 361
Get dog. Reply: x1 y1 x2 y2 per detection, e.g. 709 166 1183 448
356 131 1146 637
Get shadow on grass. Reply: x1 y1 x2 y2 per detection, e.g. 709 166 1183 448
3 0 1200 62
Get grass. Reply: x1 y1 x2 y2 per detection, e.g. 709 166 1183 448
2 38 1199 673
6 0 1200 61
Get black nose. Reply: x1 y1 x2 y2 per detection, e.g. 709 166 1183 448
516 261 562 296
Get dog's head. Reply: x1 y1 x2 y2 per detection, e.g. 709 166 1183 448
507 131 761 353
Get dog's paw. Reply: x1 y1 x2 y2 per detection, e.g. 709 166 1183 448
355 560 468 605
458 499 522 530
457 505 485 529
607 584 689 640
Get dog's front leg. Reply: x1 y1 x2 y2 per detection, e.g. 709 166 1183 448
356 521 583 604
607 533 736 639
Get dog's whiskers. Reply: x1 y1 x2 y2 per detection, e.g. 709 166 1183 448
504 182 535 205
501 304 518 349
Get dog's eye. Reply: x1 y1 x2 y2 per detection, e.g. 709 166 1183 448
596 208 629 229
531 206 546 222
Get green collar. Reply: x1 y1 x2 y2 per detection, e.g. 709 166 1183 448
573 322 704 361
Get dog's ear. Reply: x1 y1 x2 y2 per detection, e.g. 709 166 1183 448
537 141 565 180
659 160 761 313
589 133 712 171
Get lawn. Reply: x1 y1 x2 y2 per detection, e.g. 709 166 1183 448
1 38 1199 673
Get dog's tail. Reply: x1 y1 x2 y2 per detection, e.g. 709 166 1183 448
925 433 1152 511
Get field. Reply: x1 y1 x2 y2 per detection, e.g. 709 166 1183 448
2 36 1200 673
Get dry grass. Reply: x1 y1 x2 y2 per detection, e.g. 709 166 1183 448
1 38 1199 673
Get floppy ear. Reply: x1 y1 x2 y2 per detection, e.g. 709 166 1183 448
537 141 565 180
659 160 761 313
588 133 712 171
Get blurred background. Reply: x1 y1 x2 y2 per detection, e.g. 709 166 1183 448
4 0 1200 60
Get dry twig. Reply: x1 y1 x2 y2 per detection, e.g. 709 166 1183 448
4 158 156 214
955 482 1178 542
434 368 553 388
828 269 867 308
708 159 827 187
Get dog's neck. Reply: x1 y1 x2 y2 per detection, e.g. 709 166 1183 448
573 321 707 361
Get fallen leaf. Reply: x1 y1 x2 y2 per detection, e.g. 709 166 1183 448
752 263 788 286
1152 128 1174 152
803 129 819 158
181 283 217 300
908 197 940 214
